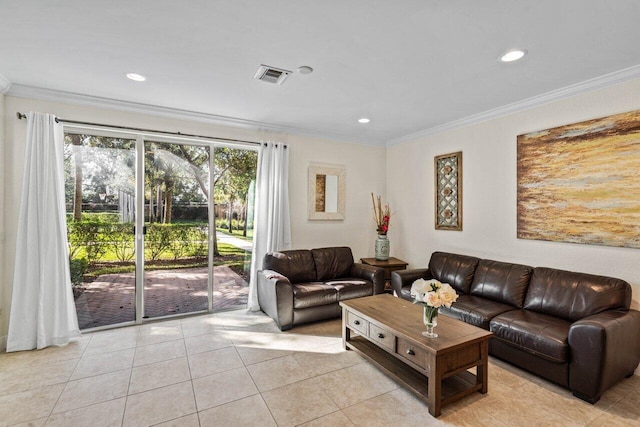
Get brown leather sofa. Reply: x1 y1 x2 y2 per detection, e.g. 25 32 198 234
391 251 640 404
258 247 385 331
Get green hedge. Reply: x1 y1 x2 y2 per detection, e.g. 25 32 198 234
67 221 209 263
145 224 208 260
69 258 88 286
66 212 120 223
214 218 251 231
67 221 110 263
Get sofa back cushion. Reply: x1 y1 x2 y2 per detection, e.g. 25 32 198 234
428 252 480 295
470 259 533 308
524 267 631 321
263 250 317 283
312 247 354 281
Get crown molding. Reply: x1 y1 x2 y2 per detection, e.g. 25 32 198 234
0 74 11 94
6 84 382 146
9 62 639 148
387 64 640 146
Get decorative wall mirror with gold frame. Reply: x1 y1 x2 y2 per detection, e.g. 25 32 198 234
308 163 345 220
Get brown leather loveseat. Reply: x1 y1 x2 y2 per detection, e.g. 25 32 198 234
258 247 385 331
391 251 640 404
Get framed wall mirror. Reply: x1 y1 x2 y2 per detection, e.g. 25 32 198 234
308 163 345 220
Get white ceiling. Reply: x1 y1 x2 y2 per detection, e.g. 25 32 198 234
1 1 640 145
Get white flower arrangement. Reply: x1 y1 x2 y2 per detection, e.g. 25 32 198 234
410 278 459 323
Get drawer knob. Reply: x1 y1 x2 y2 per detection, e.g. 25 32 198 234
377 333 385 339
354 320 360 325
406 349 415 355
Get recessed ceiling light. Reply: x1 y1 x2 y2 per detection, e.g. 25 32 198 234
358 118 370 124
126 72 146 82
500 49 527 63
297 66 313 74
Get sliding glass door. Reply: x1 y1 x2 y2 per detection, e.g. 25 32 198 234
143 140 211 319
212 147 258 310
65 129 258 329
64 132 137 329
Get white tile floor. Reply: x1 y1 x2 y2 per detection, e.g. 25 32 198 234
0 309 639 426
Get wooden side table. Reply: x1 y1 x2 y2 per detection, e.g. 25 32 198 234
360 257 408 293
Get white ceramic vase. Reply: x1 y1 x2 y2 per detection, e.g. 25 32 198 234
375 234 390 260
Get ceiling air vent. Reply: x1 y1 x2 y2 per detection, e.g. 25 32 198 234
254 65 292 85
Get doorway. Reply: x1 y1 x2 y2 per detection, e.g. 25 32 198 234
64 130 258 330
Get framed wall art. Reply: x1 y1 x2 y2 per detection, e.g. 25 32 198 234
517 109 640 249
308 163 345 220
435 151 462 230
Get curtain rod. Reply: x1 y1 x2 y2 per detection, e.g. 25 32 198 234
15 112 279 147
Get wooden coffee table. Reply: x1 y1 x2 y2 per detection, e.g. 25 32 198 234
340 294 492 417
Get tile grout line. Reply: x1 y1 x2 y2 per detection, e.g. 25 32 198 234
182 321 203 421
175 321 203 427
236 332 282 426
121 338 137 427
41 338 91 426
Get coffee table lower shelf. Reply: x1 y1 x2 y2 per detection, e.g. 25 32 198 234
346 336 482 411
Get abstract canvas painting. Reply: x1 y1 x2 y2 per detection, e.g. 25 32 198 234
517 110 640 249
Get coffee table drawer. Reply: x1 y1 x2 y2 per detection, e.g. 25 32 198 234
397 338 428 370
346 312 368 335
369 323 395 351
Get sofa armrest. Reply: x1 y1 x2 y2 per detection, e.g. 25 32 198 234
568 309 640 403
351 263 385 294
390 268 433 299
257 269 294 331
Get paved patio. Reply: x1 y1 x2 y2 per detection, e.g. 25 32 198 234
74 265 248 330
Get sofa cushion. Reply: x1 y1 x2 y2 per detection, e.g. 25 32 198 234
470 259 533 308
326 278 373 301
312 247 354 281
524 267 631 322
292 283 337 309
264 250 317 283
428 252 480 295
490 310 571 363
440 295 516 330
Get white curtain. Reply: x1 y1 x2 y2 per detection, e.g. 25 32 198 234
7 112 81 352
247 142 291 311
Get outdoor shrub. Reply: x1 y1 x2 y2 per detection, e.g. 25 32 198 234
108 223 135 262
189 226 209 257
215 219 246 232
82 212 120 223
145 224 172 260
69 257 88 286
67 221 109 263
168 224 192 260
67 222 83 259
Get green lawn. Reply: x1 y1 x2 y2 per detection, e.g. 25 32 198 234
215 228 253 241
84 242 250 279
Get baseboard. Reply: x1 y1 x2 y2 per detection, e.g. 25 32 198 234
0 335 6 352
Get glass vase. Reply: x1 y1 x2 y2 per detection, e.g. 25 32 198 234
422 306 439 338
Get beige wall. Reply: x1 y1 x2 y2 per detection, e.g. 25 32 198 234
0 96 386 344
387 77 640 373
0 91 5 348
